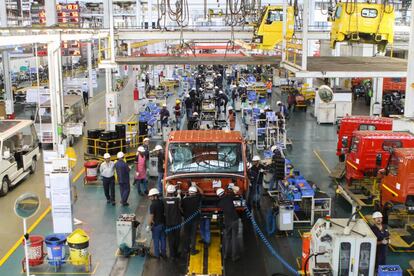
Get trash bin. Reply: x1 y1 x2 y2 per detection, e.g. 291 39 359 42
45 234 67 266
67 229 90 266
84 160 99 184
21 235 45 271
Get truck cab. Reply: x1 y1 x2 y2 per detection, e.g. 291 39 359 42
0 120 40 195
336 116 392 162
164 130 247 213
381 148 414 213
346 131 414 181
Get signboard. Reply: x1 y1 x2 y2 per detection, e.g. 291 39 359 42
91 69 98 88
50 172 73 233
57 2 80 27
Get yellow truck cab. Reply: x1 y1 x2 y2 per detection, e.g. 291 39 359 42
329 2 395 51
0 120 40 195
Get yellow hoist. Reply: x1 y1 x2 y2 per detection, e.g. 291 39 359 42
328 1 395 52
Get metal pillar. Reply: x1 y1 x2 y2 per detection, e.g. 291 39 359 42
302 0 309 71
47 41 64 151
2 51 13 115
87 42 94 98
0 0 7 27
148 0 153 29
370 78 383 116
136 0 142 28
281 0 287 62
45 0 57 26
404 7 414 117
103 0 110 29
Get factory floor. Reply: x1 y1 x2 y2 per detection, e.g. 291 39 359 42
1 81 413 276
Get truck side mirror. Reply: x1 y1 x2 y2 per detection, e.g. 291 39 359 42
376 153 382 167
342 137 348 147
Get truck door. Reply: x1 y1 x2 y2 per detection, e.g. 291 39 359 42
1 137 19 182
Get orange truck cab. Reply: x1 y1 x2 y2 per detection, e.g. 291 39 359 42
337 116 392 162
381 148 414 212
346 131 414 182
164 130 248 213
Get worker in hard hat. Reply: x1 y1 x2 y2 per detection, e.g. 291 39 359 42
277 101 289 118
248 155 265 209
217 187 240 262
269 146 285 191
142 137 150 160
181 184 203 255
163 185 182 260
153 145 165 194
227 106 236 131
147 188 167 259
160 103 170 127
115 152 130 206
187 112 199 131
99 153 116 205
82 81 89 106
266 78 273 99
174 99 182 130
184 94 193 120
371 211 390 269
135 146 148 196
216 90 229 116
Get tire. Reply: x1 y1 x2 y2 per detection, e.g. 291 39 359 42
0 177 10 196
30 158 37 174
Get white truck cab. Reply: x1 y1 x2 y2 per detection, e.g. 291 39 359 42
0 120 40 196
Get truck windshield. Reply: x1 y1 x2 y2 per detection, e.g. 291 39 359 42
167 143 244 175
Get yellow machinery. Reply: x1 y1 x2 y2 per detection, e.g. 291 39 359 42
329 2 395 52
252 5 294 50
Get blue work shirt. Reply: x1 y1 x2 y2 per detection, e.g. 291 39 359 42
115 159 130 184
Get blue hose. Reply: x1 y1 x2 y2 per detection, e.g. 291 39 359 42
266 209 276 236
245 208 299 276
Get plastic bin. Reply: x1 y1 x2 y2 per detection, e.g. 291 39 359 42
84 160 99 183
45 234 67 266
21 235 45 271
67 229 90 266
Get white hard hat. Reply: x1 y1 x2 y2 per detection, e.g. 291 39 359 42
189 186 197 194
252 155 261 161
228 106 233 110
162 103 167 107
185 94 190 98
117 152 124 159
104 153 111 159
271 145 277 152
219 90 223 94
264 106 270 110
216 188 225 196
260 109 264 113
199 87 203 91
154 145 163 151
372 211 383 219
138 146 145 153
148 188 160 197
166 184 176 194
214 86 218 89
227 183 235 189
277 101 282 105
193 112 198 116
143 137 150 142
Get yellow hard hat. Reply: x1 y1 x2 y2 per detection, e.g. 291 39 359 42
176 99 181 104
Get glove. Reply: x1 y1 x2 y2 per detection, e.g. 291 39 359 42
381 239 388 245
145 225 151 232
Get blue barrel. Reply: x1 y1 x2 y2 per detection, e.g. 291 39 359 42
45 234 67 266
378 265 402 276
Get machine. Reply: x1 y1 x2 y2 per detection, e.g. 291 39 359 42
314 85 336 124
308 218 377 276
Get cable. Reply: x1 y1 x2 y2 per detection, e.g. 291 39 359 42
164 209 200 233
303 252 327 276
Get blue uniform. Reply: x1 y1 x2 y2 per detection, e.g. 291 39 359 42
371 224 389 268
115 160 130 204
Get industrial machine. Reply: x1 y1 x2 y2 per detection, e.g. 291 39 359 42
336 116 393 162
346 131 414 182
380 148 414 213
252 5 294 50
307 217 377 276
328 2 395 51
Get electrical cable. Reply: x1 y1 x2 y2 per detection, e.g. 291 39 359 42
303 252 327 276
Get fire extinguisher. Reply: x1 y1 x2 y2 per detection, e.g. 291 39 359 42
133 87 139 101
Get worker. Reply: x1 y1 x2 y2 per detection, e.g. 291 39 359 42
269 146 285 191
258 109 267 128
99 153 115 205
371 211 390 269
174 99 182 130
266 78 273 99
248 155 264 209
135 146 148 196
184 94 193 119
82 81 89 106
147 188 167 259
227 106 236 131
187 112 199 130
145 72 150 89
287 93 296 111
217 188 240 262
277 101 289 118
160 103 170 127
181 185 202 255
216 90 229 115
164 185 182 259
153 145 165 194
115 152 130 206
142 137 150 160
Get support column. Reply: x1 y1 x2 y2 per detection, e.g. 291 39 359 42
0 0 7 27
87 42 94 98
301 0 309 71
103 0 110 28
404 7 414 117
2 51 13 116
148 0 153 29
281 0 287 63
136 0 142 28
370 78 383 116
45 0 57 26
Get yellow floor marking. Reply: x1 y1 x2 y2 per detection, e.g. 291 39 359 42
188 234 204 274
20 262 99 275
313 150 332 174
0 206 52 266
208 233 222 275
73 168 85 182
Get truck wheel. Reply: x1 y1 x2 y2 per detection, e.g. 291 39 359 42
0 177 10 196
30 158 37 174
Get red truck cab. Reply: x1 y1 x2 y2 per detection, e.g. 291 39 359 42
346 131 414 182
164 130 248 213
381 148 414 212
337 116 392 162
